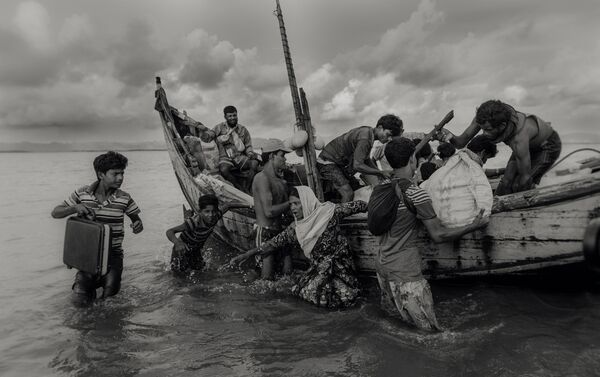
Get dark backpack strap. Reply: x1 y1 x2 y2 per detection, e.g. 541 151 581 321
393 179 417 214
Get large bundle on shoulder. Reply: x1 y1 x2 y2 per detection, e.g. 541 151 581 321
421 150 492 227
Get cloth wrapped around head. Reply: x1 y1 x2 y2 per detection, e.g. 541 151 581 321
293 186 336 259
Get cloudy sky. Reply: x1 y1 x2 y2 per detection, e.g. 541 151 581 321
1 0 599 143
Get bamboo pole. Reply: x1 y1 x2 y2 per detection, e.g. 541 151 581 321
274 0 323 199
300 88 324 200
274 0 302 126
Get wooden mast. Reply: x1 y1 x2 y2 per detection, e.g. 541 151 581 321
275 0 324 200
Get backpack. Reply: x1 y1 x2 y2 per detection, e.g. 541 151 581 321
367 178 416 236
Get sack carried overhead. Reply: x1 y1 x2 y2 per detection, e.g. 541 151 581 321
367 179 415 236
421 150 492 228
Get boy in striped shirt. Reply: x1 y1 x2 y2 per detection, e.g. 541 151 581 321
375 138 487 331
52 151 143 307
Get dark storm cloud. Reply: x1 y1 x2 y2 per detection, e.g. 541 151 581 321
0 28 60 86
112 20 171 89
178 30 236 88
332 0 467 88
0 0 599 143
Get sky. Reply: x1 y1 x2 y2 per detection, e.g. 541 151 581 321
1 0 599 143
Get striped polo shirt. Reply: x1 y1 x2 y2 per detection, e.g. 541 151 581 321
377 182 437 282
65 182 140 254
180 214 215 250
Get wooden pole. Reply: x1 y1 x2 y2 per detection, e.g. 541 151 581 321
492 176 600 213
274 0 302 126
274 0 323 199
415 110 454 155
300 88 324 200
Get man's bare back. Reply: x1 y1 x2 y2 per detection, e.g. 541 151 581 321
438 100 561 194
506 112 554 150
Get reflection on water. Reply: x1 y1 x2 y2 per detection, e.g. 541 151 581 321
1 151 600 377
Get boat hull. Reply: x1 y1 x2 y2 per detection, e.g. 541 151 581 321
344 193 599 278
156 87 600 279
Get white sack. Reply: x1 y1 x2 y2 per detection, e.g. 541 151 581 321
421 150 492 227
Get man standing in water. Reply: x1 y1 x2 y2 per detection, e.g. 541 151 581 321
375 138 487 331
51 151 143 307
252 139 293 280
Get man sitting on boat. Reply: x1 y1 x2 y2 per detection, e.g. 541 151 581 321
317 114 403 202
166 194 249 273
435 100 562 195
373 138 488 331
251 139 294 280
187 105 259 192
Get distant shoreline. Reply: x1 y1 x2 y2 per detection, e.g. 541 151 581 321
0 148 168 153
1 136 598 153
1 141 599 153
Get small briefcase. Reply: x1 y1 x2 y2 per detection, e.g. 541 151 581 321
63 217 111 275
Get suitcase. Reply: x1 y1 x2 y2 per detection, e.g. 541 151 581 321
63 217 111 275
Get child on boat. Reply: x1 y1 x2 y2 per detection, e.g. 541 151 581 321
166 194 249 273
436 100 561 195
51 151 143 307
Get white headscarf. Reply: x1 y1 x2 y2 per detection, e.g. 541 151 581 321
293 186 336 259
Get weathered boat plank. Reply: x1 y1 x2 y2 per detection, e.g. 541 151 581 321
492 176 600 212
345 195 598 242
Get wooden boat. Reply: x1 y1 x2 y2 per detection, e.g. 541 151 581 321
154 0 600 279
154 77 600 279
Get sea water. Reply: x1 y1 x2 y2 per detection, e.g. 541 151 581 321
1 149 600 377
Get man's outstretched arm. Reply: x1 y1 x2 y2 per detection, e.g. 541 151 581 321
422 210 488 243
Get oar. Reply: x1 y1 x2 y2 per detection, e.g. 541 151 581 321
414 110 454 155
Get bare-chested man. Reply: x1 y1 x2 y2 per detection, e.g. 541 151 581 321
252 140 293 279
437 100 561 195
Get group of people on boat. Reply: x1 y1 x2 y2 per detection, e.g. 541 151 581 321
51 98 561 331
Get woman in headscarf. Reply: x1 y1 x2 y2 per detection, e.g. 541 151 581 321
229 186 367 309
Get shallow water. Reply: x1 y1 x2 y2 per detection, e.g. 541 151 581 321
1 150 600 377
